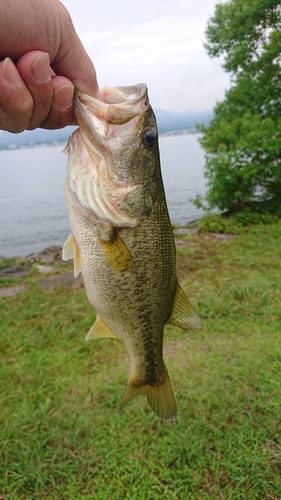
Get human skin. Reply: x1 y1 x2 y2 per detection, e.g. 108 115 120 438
0 0 98 132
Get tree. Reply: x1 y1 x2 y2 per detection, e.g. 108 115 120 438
197 0 281 214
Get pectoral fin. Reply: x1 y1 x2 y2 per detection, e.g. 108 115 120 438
167 282 201 330
62 233 82 278
86 315 118 340
100 231 134 272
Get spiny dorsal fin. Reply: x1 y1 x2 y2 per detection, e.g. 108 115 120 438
167 282 201 330
99 231 134 273
119 365 177 422
86 315 118 340
62 233 82 278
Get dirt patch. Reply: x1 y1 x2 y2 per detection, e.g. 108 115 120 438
164 342 183 359
176 254 193 281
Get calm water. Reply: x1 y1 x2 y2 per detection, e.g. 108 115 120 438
0 134 206 257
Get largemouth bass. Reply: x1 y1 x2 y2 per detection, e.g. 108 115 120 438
62 84 201 421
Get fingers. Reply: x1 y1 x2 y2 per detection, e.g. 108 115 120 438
0 50 75 132
17 50 75 130
16 51 53 130
0 58 33 133
40 75 75 129
0 0 98 131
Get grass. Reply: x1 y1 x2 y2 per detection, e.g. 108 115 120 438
197 211 281 234
1 221 281 499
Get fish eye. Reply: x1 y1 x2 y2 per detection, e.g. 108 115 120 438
142 130 157 149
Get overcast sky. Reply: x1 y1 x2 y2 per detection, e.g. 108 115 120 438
62 0 230 113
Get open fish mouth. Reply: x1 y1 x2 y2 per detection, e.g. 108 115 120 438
75 83 150 125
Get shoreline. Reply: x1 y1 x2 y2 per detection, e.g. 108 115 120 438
0 223 202 261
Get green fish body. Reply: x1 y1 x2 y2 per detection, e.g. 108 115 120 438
63 84 201 421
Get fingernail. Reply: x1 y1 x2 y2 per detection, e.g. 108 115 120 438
2 57 23 87
53 85 74 110
31 53 51 83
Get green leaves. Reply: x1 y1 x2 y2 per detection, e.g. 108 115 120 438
200 0 281 214
205 0 281 74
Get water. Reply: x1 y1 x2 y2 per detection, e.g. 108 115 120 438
159 134 205 224
0 135 206 257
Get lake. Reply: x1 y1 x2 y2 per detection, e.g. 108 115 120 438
0 134 206 257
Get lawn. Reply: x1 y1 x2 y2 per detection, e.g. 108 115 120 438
1 221 281 499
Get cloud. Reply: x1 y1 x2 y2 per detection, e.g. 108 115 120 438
82 18 203 65
61 0 229 111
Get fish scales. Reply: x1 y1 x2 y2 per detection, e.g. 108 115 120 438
63 84 201 421
65 183 176 383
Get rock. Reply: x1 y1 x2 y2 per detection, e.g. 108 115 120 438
0 265 30 278
173 227 199 235
0 284 30 298
27 246 62 264
37 265 57 274
204 233 237 242
174 238 189 247
38 271 83 290
186 227 199 234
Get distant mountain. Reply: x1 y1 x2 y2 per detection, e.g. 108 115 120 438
0 127 76 150
155 109 212 133
0 109 212 149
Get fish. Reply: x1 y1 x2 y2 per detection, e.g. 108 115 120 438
62 83 201 421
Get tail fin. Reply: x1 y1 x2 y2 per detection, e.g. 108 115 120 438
119 365 177 422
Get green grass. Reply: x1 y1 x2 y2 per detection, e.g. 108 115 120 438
197 211 280 234
1 222 281 499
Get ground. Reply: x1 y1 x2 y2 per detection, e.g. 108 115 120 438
1 223 281 499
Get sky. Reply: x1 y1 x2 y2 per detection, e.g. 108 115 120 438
61 0 230 113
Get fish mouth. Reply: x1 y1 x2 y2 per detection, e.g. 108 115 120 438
75 84 149 126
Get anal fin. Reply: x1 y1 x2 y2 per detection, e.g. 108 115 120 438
167 282 201 330
86 314 118 340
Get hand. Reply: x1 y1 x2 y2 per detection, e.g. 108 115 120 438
0 0 98 132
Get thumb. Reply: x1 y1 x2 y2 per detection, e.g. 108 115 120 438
51 5 98 97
